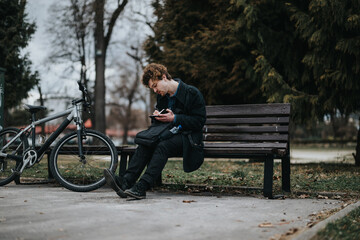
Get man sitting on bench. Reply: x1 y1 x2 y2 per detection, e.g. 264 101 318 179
104 63 206 199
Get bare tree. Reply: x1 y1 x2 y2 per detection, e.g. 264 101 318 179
107 46 145 144
93 0 128 133
46 0 155 136
47 0 95 126
47 0 93 87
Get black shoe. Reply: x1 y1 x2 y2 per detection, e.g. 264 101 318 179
125 180 148 199
103 169 127 198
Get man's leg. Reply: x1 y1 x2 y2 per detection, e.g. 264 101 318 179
104 145 154 198
125 134 183 199
123 145 154 186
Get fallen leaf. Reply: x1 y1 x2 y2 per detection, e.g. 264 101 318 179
309 212 317 217
317 195 328 199
285 228 298 235
183 200 196 203
277 221 290 225
258 222 274 228
307 222 315 228
299 194 309 199
187 189 200 193
273 175 281 180
0 218 6 222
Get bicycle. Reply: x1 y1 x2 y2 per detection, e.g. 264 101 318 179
0 81 118 192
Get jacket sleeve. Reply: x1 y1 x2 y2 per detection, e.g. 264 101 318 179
175 87 206 131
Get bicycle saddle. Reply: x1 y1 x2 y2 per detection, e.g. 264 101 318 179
23 104 47 114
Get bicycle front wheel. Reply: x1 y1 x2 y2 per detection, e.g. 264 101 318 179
0 127 28 186
50 129 118 192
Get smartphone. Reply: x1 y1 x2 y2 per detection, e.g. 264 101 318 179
149 109 168 118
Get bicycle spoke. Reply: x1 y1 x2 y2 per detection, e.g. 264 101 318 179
50 129 117 192
0 128 27 186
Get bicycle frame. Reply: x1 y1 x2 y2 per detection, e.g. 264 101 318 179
0 99 84 165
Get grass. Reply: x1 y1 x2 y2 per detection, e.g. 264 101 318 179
160 159 360 195
311 206 360 240
19 158 360 195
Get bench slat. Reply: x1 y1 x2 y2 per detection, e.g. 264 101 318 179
204 148 287 157
204 142 287 149
206 103 290 117
204 126 288 133
204 134 288 142
205 117 290 125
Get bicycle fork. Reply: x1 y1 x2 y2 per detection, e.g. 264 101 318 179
74 102 86 164
77 129 86 164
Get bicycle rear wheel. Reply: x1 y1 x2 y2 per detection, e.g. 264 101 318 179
50 129 118 192
0 128 28 186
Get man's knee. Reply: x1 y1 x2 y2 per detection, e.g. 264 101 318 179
154 141 169 153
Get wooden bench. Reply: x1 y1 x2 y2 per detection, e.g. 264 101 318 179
118 103 291 198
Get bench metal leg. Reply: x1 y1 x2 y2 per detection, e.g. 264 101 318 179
47 152 54 179
119 153 128 178
263 157 274 198
281 155 291 192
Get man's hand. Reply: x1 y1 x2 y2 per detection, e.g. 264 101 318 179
155 108 174 122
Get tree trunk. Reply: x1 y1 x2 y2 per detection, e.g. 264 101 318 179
93 0 128 134
94 0 106 133
355 118 360 166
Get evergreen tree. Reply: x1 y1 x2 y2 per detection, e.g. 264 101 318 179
144 0 266 104
289 0 360 117
146 0 359 120
234 0 360 164
0 0 39 114
233 0 319 123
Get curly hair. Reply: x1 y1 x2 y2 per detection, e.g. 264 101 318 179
141 63 172 87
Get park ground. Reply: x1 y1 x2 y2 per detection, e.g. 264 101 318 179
1 145 359 240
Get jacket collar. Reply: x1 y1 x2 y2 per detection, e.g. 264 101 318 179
173 79 187 104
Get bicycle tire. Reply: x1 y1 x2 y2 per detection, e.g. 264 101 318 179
0 127 28 186
49 129 118 192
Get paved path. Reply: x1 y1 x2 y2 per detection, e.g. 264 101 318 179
290 148 354 164
0 184 355 240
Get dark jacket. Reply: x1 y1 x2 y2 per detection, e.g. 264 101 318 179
155 79 206 172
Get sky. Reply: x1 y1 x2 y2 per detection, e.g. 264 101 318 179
24 0 153 106
25 0 61 103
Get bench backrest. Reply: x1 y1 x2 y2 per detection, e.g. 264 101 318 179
204 103 291 157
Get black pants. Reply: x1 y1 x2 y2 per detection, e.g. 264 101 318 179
123 134 183 187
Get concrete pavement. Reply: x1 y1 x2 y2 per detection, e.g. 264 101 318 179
0 183 356 240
